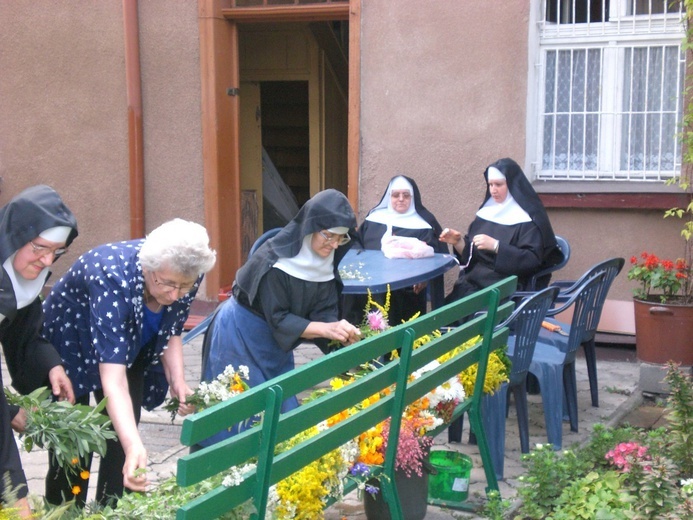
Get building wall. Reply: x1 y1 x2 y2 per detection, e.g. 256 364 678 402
357 0 530 283
0 1 129 268
358 0 688 334
0 1 204 287
358 0 529 219
2 1 687 322
138 1 204 228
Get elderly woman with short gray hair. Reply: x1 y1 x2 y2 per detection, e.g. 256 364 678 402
42 218 216 507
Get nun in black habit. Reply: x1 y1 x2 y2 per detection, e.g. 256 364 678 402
442 158 562 303
0 185 78 517
347 175 447 327
201 189 360 444
440 158 561 443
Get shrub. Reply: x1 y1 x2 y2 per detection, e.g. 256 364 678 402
514 363 693 519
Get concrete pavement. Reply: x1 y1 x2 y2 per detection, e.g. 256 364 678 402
7 334 645 519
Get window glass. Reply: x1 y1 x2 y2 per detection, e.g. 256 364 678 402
535 0 685 183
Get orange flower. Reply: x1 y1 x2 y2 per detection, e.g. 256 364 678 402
71 457 79 465
327 409 350 427
72 485 81 495
80 470 90 480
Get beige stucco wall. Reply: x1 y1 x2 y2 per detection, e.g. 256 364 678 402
138 1 204 227
0 1 128 270
0 1 203 286
357 0 688 334
549 208 686 299
358 0 529 221
1 0 687 320
357 0 530 295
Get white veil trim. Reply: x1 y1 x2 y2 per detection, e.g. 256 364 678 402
476 191 532 225
365 177 431 230
3 255 50 309
273 234 335 282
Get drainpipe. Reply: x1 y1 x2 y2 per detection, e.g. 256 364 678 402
123 0 145 238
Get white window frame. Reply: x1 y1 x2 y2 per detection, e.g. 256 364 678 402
527 0 686 185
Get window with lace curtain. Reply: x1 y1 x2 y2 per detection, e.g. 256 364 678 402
533 0 686 183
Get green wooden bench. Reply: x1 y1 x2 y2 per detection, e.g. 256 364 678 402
176 276 517 519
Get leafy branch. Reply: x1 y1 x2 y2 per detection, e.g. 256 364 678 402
4 387 116 476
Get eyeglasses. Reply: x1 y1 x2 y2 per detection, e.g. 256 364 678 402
318 230 351 246
29 240 68 260
390 191 412 200
152 272 196 294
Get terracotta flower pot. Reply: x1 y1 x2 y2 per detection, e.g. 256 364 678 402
633 298 693 365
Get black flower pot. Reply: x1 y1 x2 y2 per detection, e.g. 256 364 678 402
363 468 429 520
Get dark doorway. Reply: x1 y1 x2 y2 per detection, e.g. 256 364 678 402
261 81 310 207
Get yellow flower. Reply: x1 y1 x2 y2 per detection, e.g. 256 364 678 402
363 286 390 319
274 426 350 519
441 335 509 396
72 485 81 495
80 470 90 480
71 457 79 465
330 378 344 391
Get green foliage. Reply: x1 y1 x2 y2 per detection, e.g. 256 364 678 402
664 361 693 477
482 489 510 520
0 474 22 520
4 387 116 477
34 475 255 520
514 444 587 519
550 470 634 520
574 424 646 470
0 507 21 520
626 455 682 519
514 363 693 518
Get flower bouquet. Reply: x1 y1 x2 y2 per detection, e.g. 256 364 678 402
163 364 249 422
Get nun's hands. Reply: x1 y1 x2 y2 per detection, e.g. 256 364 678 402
328 320 362 346
472 234 499 253
304 320 361 346
439 228 462 245
11 408 27 433
412 282 426 294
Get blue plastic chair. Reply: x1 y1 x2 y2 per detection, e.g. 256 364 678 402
525 235 571 291
249 227 282 257
183 228 283 345
528 271 604 449
480 285 560 479
543 257 625 407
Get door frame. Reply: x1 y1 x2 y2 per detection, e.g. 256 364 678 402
197 0 360 297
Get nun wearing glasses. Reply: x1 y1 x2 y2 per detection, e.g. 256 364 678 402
42 218 216 507
202 189 360 437
440 158 561 304
350 174 447 327
0 185 77 518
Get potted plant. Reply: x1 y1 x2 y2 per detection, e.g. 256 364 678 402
627 181 693 378
626 2 693 375
627 245 693 367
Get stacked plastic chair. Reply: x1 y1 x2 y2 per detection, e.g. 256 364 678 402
480 285 560 479
524 235 571 291
528 272 605 449
542 257 625 407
